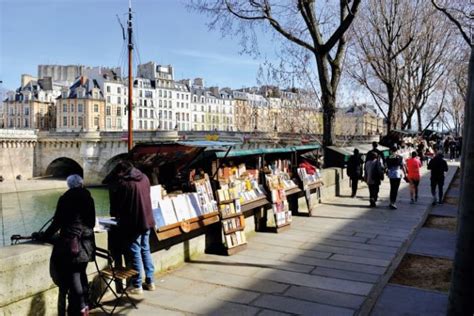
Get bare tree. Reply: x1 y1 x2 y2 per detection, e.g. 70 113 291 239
399 6 455 131
189 0 362 158
348 0 417 132
431 1 473 315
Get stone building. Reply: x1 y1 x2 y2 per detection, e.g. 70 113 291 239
336 104 385 137
55 76 105 132
3 76 62 130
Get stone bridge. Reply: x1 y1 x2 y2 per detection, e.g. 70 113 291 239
0 129 377 185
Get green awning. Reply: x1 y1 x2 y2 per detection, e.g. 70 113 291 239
293 144 321 151
215 149 264 158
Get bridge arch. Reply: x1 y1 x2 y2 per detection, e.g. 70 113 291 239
45 157 83 178
99 153 129 182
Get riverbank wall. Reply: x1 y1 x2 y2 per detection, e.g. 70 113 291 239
0 168 350 315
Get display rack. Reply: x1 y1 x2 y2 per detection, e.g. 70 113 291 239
152 175 220 241
297 167 323 216
266 174 293 233
216 187 247 255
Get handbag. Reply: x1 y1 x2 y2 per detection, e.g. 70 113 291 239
64 235 80 257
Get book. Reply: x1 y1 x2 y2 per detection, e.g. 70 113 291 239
158 198 178 225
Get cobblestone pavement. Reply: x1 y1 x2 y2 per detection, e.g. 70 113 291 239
92 163 458 316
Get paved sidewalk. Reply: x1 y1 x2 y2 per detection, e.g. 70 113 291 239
92 164 458 315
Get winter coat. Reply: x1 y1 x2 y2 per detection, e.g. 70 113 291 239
109 167 155 243
365 160 384 185
428 154 448 180
347 154 363 179
44 187 96 264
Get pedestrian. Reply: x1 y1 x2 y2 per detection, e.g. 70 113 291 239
406 151 422 204
386 145 407 209
346 148 363 198
427 150 449 205
364 151 384 207
108 161 156 294
33 174 96 316
365 141 386 166
449 139 457 161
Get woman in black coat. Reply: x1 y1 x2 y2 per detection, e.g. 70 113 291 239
35 174 96 316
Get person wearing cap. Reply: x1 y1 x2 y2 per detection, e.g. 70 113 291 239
33 174 96 316
386 145 407 209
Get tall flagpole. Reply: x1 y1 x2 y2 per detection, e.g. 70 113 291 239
127 0 134 152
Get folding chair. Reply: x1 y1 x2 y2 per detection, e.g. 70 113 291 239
93 246 139 315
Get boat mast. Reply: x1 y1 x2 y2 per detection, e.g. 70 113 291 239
127 0 133 152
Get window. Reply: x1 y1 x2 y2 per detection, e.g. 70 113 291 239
106 106 111 116
144 109 148 118
139 90 143 97
116 107 121 116
176 113 180 121
71 117 75 127
139 120 143 129
94 117 99 127
144 100 147 107
117 87 121 94
117 118 122 128
24 118 29 128
94 104 99 112
159 100 162 106
150 121 154 129
78 117 83 126
139 109 143 118
193 96 197 102
118 97 121 104
70 104 75 112
107 96 111 103
164 111 167 119
24 107 29 115
63 116 67 127
106 118 111 128
106 86 111 93
150 109 154 118
144 120 148 129
194 114 197 122
78 104 83 112
159 90 162 97
164 90 167 98
63 104 67 112
164 100 167 107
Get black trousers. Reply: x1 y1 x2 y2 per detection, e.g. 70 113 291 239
431 177 444 202
389 178 401 204
350 177 359 196
66 263 89 316
368 184 380 203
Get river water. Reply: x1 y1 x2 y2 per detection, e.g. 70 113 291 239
0 188 110 247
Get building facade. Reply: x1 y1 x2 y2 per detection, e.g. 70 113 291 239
55 76 105 132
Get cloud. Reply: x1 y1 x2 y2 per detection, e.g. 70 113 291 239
172 49 260 66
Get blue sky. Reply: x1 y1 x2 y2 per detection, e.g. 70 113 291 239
0 0 274 90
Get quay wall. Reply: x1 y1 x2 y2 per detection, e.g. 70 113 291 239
0 168 349 314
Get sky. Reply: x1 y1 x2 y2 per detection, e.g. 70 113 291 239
0 0 275 90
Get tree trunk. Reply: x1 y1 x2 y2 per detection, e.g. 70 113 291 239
416 108 422 132
448 46 474 315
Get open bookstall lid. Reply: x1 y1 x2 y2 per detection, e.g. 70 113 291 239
327 144 390 162
213 143 321 159
130 141 237 171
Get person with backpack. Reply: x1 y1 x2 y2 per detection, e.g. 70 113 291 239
406 151 422 204
364 151 384 207
386 146 407 209
347 148 364 198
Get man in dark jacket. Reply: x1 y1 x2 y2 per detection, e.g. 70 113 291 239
347 148 363 197
427 151 449 205
108 161 156 294
366 141 386 166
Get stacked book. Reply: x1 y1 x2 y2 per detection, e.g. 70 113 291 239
222 216 244 233
297 167 321 187
219 199 241 218
151 177 219 229
224 230 247 248
266 175 293 228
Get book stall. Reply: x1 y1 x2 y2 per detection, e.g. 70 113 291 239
151 175 220 241
295 145 324 215
129 142 231 245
